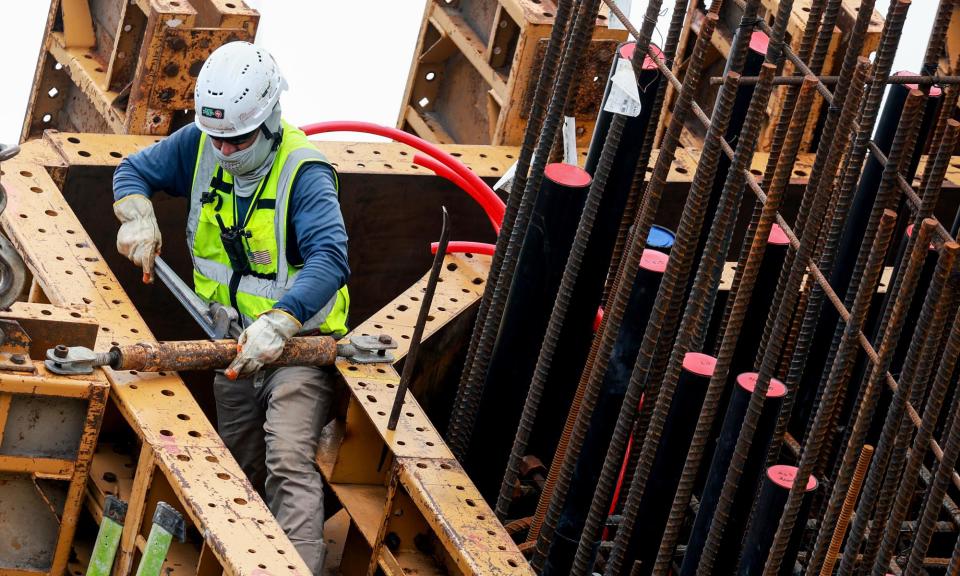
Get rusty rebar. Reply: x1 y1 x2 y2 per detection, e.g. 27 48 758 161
904 315 960 574
568 16 741 576
494 35 655 520
797 0 916 475
767 0 914 483
765 207 897 576
702 50 870 574
820 444 874 576
655 76 821 576
708 74 960 86
529 8 715 572
860 232 957 574
832 219 936 576
526 0 685 547
870 242 960 576
717 0 828 358
754 0 862 367
597 64 759 576
811 89 928 576
446 0 573 457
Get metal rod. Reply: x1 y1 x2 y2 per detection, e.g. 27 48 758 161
870 244 960 576
529 2 688 569
388 208 449 431
529 0 689 543
834 219 938 575
820 445 874 576
708 74 960 86
446 0 573 457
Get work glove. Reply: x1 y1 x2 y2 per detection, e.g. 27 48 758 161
225 308 301 380
114 194 161 284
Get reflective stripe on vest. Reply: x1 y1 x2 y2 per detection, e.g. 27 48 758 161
186 121 349 336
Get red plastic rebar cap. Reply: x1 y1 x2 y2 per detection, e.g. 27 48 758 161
736 372 787 398
682 352 717 378
545 163 592 188
767 464 818 491
768 223 789 246
750 31 770 55
640 248 669 273
618 42 663 70
895 70 942 97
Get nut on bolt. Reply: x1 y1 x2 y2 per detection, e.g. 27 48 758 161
54 344 68 358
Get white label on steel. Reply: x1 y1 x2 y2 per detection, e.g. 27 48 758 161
494 161 518 193
603 58 642 117
563 116 579 166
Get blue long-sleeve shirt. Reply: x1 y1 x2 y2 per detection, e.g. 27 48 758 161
113 124 349 325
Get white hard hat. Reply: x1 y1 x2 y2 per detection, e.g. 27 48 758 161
193 41 288 138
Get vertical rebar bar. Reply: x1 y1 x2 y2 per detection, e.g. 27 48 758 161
529 10 716 572
870 243 960 576
696 53 871 576
652 75 821 576
569 17 742 576
528 0 685 543
447 0 573 456
763 207 898 576
833 221 937 576
820 445 874 576
904 330 960 574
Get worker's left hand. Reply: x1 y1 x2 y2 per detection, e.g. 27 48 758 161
225 308 301 379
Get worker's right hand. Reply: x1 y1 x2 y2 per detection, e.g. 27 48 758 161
114 194 162 284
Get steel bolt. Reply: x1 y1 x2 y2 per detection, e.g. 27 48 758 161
379 334 392 344
10 354 25 365
54 344 68 358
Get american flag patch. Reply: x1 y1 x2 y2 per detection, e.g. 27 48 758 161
247 250 272 265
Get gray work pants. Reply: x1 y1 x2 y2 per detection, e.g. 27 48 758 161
213 366 334 574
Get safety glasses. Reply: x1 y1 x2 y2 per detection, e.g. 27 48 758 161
211 128 258 146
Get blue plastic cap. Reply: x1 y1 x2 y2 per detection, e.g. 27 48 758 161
646 225 675 250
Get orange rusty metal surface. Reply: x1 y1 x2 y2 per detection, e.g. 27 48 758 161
112 336 338 372
0 140 310 576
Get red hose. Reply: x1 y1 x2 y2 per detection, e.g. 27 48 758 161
413 153 501 232
301 121 504 227
431 241 497 256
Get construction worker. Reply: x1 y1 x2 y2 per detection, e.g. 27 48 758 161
111 41 349 573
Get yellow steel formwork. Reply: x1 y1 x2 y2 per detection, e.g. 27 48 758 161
0 131 534 575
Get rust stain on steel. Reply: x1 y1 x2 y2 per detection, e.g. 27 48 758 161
112 336 338 372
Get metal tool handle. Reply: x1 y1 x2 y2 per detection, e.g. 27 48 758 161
154 256 224 339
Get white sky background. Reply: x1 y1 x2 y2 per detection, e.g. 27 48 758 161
0 1 937 145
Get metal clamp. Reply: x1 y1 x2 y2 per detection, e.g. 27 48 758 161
337 334 398 364
45 345 109 375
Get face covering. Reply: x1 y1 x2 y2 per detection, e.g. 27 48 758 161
211 105 282 197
